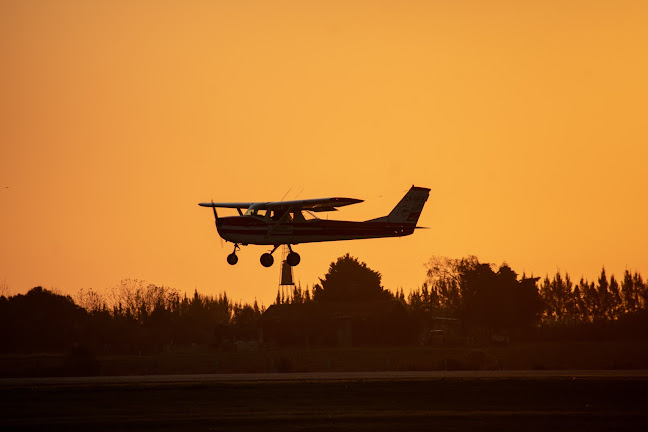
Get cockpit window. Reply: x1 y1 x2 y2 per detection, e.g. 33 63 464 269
302 210 319 220
244 206 298 221
271 210 290 221
244 205 266 217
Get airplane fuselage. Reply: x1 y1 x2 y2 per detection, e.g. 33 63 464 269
217 216 415 245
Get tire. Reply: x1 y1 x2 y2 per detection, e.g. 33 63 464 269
287 251 301 266
260 253 274 267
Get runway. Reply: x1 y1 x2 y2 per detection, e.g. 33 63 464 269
2 371 648 431
2 369 648 387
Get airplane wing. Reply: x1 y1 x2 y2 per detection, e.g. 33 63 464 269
198 202 254 209
199 198 363 212
264 197 363 212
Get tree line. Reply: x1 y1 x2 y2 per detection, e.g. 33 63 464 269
0 280 263 354
278 255 648 341
407 257 648 323
1 254 647 354
539 268 647 322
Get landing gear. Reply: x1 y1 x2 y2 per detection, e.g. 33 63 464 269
286 245 300 267
260 244 284 268
227 244 240 265
245 245 301 268
287 252 300 266
260 253 274 267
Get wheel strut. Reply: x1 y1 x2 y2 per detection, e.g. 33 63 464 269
260 245 280 267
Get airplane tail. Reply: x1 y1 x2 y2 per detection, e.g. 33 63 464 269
367 186 430 225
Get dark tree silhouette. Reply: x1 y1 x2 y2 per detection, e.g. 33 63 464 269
2 259 647 358
265 254 414 346
0 287 87 353
622 270 638 313
609 275 623 318
231 303 261 341
460 262 542 332
312 254 392 302
420 256 543 334
537 268 648 328
597 268 611 320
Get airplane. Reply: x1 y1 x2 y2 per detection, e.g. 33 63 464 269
199 185 430 267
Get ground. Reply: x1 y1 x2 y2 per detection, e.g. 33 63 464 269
2 372 647 431
2 340 648 377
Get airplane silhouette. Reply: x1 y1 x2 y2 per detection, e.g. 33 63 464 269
199 185 430 267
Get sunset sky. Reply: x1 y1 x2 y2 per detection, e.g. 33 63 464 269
2 0 647 307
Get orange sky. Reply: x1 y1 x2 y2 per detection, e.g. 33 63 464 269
2 0 647 307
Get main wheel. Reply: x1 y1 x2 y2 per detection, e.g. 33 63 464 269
227 253 238 265
287 251 300 267
260 253 274 267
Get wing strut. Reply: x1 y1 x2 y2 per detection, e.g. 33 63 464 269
211 200 220 228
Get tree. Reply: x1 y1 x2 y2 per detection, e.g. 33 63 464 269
312 254 392 302
540 276 554 319
231 303 261 340
621 270 637 313
423 256 475 316
0 287 88 352
571 282 586 321
634 272 647 310
75 288 106 313
423 256 543 333
540 272 575 322
608 275 622 319
563 273 575 320
582 280 600 321
109 279 180 324
552 272 572 320
597 268 611 319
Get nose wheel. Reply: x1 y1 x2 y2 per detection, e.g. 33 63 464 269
227 253 238 265
227 244 240 265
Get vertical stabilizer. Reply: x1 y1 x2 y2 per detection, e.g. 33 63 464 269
385 186 430 224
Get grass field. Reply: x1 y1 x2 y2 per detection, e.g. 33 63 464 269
2 339 648 377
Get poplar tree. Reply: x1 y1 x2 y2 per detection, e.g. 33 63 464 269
608 276 622 319
621 270 637 313
597 268 611 319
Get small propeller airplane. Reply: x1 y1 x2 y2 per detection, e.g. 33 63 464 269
199 185 430 267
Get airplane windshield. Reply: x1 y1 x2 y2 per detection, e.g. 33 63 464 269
244 206 304 222
271 209 291 222
244 205 266 217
